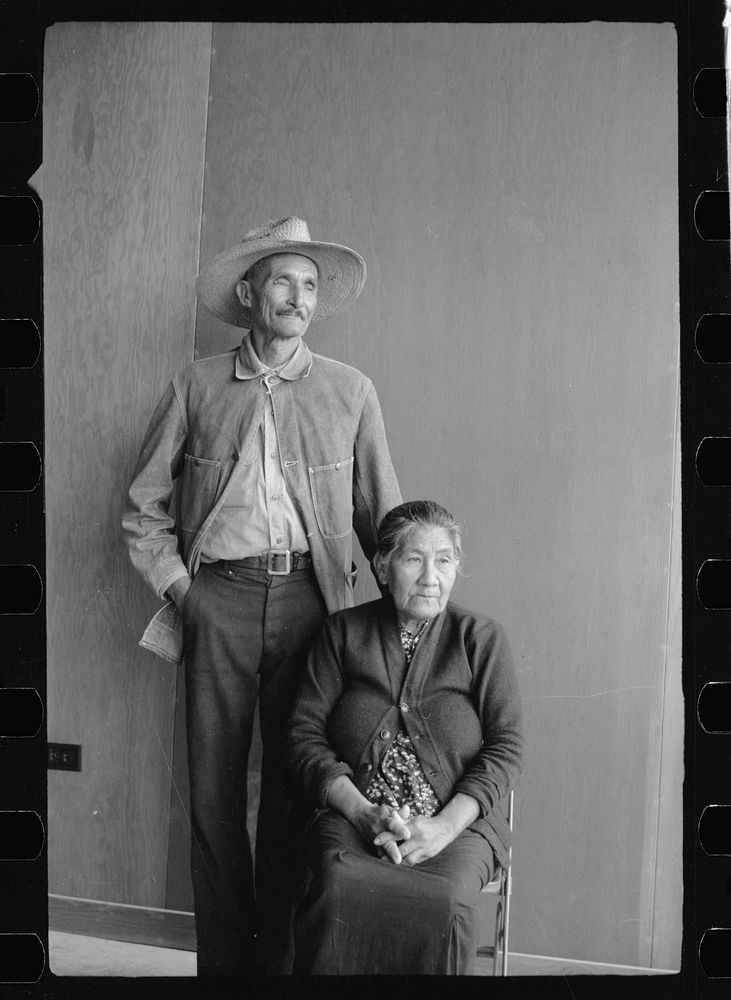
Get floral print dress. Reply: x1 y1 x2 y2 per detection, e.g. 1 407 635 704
365 623 441 817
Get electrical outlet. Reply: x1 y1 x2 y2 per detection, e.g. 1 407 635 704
47 743 81 771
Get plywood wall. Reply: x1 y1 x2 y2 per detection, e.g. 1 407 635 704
41 22 211 906
195 22 680 969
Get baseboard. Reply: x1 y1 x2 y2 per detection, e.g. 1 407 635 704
48 894 196 952
48 899 677 975
475 947 677 976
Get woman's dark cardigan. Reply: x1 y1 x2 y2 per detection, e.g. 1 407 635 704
287 596 524 866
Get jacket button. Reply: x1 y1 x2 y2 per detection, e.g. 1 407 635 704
380 729 391 740
362 762 373 772
400 702 409 713
335 462 341 470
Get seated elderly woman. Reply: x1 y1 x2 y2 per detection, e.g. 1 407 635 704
287 500 523 975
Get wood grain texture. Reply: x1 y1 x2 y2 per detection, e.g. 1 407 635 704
197 23 680 968
163 661 194 911
650 374 682 969
41 22 211 907
49 894 195 951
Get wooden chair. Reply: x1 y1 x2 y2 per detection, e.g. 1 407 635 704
479 789 514 975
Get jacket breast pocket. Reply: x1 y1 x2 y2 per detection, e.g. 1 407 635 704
308 456 354 539
180 453 221 531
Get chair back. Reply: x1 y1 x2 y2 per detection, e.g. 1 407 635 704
479 788 514 975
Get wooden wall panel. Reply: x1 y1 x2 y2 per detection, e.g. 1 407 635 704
196 23 680 968
651 394 683 969
40 22 211 907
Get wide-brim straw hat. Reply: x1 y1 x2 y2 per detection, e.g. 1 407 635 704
196 216 367 328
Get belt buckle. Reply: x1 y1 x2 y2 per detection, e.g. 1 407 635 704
266 550 291 575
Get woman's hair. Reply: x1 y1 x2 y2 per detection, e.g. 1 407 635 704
376 500 462 565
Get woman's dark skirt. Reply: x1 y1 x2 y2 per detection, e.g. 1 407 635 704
292 810 497 975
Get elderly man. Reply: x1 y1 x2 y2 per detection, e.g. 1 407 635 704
122 217 401 976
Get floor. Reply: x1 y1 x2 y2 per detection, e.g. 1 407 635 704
48 932 197 977
48 932 675 977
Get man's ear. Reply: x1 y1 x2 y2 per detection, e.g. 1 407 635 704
235 279 252 308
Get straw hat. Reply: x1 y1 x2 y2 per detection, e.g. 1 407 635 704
196 216 367 328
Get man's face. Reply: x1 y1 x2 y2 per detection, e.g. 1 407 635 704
237 253 318 342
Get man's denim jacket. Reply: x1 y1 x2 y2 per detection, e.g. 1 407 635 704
122 337 402 664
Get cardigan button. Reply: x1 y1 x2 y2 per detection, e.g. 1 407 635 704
400 702 409 713
362 762 373 772
380 729 391 740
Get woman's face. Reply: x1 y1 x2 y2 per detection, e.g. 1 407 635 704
380 525 458 628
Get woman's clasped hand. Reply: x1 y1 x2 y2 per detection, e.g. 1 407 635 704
360 802 412 863
372 804 449 865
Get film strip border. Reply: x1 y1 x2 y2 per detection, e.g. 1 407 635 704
0 1 726 997
691 0 731 994
0 0 46 988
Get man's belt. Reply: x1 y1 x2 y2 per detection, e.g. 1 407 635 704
223 550 312 575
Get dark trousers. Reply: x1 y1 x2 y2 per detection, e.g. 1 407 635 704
181 560 327 977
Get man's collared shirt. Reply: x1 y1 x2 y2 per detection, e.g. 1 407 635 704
201 335 310 562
